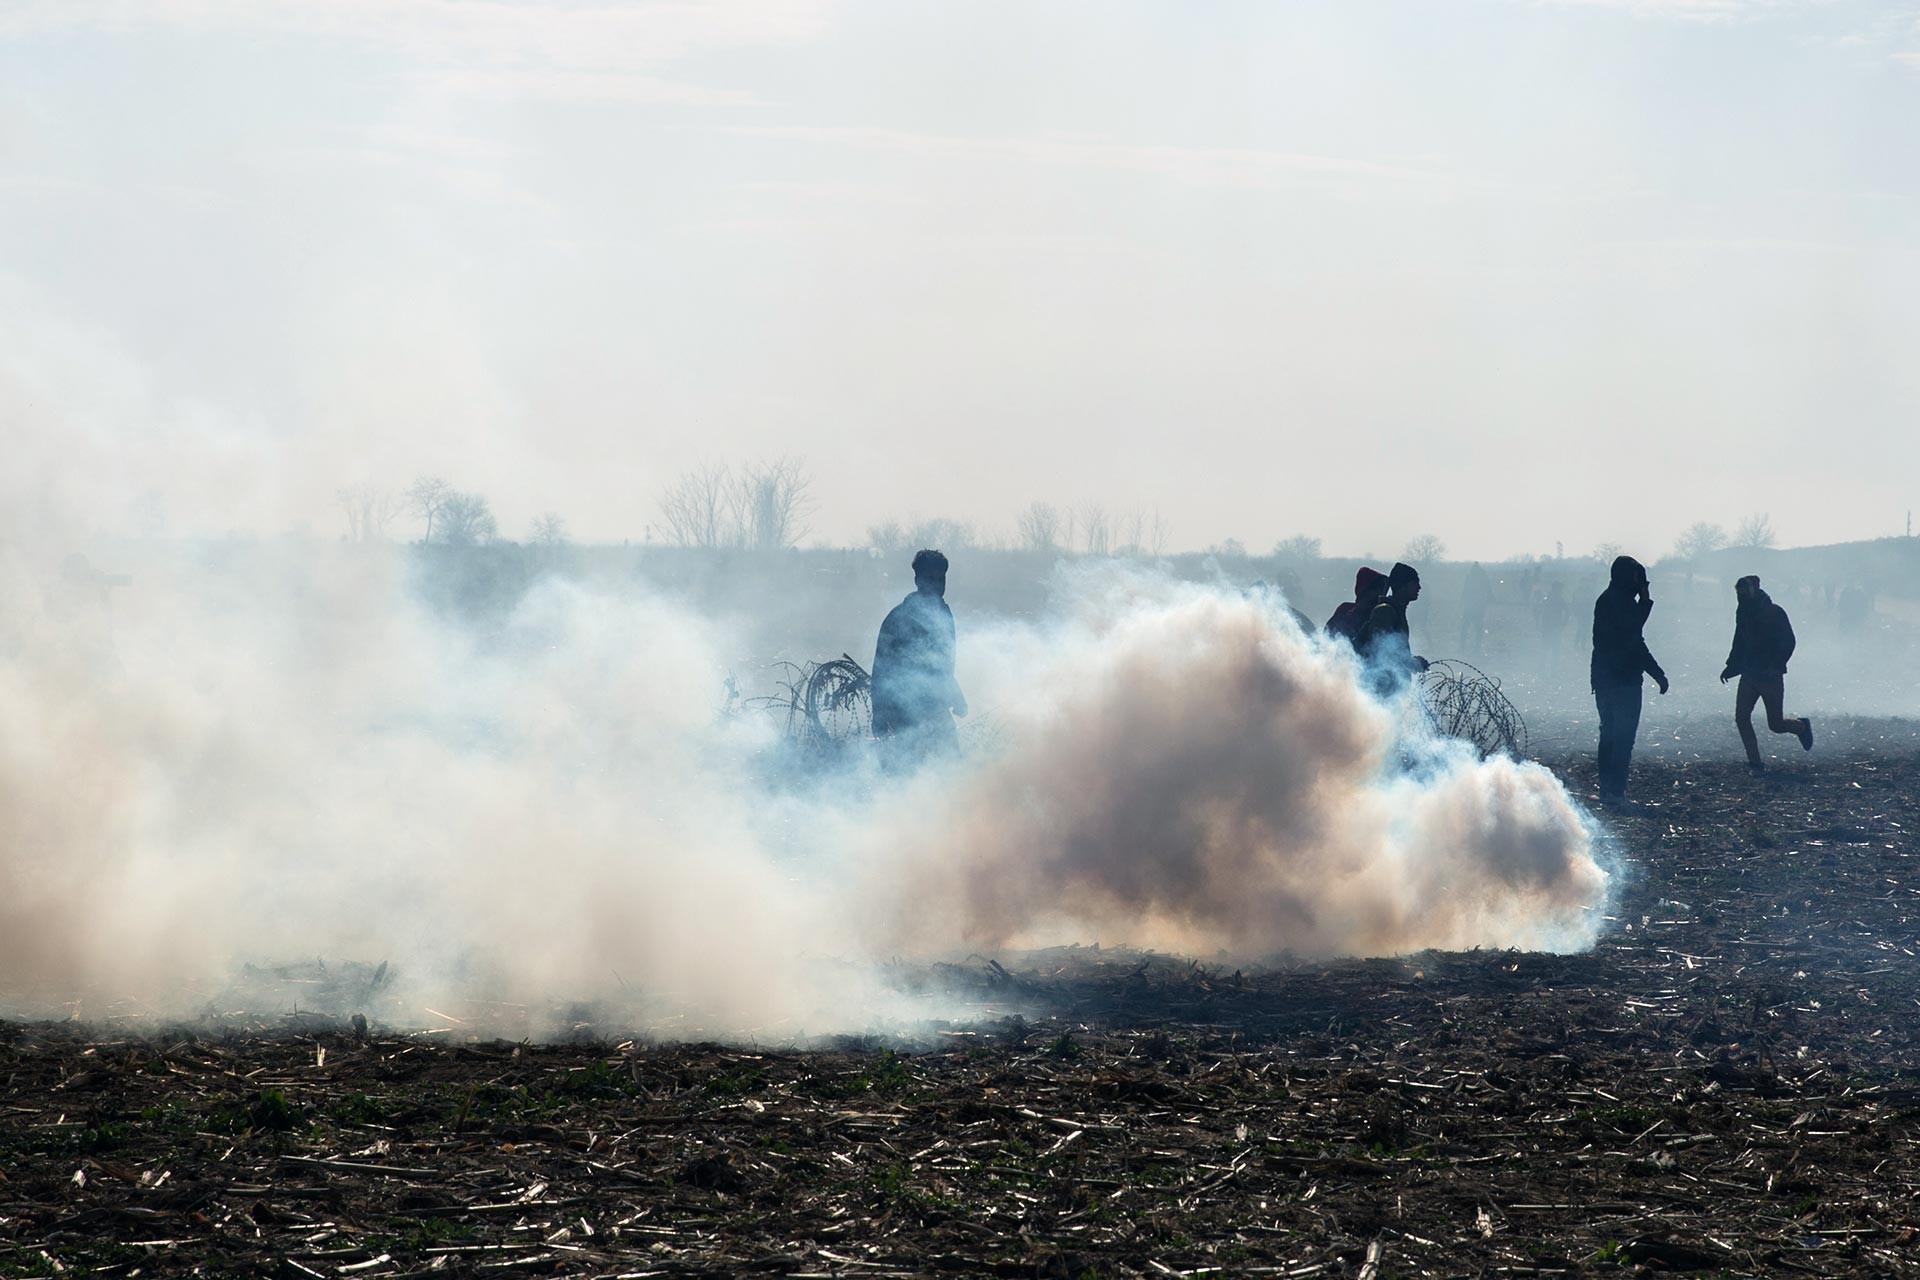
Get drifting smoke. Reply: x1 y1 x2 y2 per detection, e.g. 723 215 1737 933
867 568 1608 957
0 542 850 1031
0 536 1610 1036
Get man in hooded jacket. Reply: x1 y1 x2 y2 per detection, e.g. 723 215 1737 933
1325 567 1389 648
1357 562 1429 694
1591 555 1669 804
1720 575 1813 773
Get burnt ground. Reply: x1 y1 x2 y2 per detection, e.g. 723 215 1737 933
5 722 1920 1278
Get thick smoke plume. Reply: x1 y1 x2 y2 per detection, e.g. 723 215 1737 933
0 537 855 1033
0 538 1609 1036
867 569 1608 958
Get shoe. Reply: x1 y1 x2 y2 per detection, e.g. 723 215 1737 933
1797 719 1814 752
1747 761 1766 776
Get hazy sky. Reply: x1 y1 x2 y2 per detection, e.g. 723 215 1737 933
4 0 1917 559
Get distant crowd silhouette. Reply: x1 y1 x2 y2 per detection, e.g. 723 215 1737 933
872 548 1816 805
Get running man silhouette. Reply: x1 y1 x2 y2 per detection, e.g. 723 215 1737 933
1720 575 1813 773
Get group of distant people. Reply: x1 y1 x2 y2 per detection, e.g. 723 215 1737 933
1320 552 1814 803
867 549 1817 800
1587 555 1811 804
1322 562 1430 692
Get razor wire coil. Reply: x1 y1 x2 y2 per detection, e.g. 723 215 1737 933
750 654 873 748
1418 658 1529 758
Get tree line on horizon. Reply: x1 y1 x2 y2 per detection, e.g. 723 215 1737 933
331 459 1790 570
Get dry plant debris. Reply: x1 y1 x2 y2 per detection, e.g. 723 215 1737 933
3 734 1920 1278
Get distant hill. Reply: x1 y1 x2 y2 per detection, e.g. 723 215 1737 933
1692 537 1920 598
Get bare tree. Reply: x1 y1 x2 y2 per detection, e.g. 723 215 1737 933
1673 521 1727 560
1272 534 1322 564
406 475 452 543
869 516 974 554
865 518 907 553
907 516 975 551
659 463 734 549
733 456 813 551
1016 501 1062 554
1111 507 1171 558
338 484 405 543
1145 508 1170 557
1401 534 1446 563
1730 512 1776 550
1210 537 1247 558
1593 540 1624 565
530 512 569 547
1078 503 1111 556
438 492 497 546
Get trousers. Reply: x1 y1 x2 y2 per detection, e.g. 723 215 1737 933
1594 682 1643 800
1734 673 1806 766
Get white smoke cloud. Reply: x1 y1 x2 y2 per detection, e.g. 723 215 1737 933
0 537 850 1031
0 535 1611 1036
856 566 1609 959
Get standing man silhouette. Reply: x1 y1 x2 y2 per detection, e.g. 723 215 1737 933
1325 566 1389 649
1358 562 1430 694
1590 555 1669 806
871 549 966 767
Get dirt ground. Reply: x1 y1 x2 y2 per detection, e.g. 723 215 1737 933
5 719 1920 1278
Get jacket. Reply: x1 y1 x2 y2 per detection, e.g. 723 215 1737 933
1590 557 1666 691
871 591 960 735
1724 589 1796 678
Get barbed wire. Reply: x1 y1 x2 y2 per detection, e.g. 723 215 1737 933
1418 658 1529 758
746 654 873 749
743 649 1527 763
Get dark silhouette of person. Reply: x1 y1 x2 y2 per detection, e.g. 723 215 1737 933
1459 562 1493 654
871 548 966 766
1358 562 1429 692
1720 575 1812 773
1590 555 1668 805
1325 567 1389 649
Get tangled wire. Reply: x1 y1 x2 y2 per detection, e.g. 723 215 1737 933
752 654 873 750
1418 659 1529 759
745 651 1527 762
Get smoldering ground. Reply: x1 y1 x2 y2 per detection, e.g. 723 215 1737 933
0 545 1611 1038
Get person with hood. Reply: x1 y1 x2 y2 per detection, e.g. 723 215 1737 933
1324 566 1389 648
1358 562 1429 691
1720 575 1812 772
1590 555 1669 805
871 548 967 767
